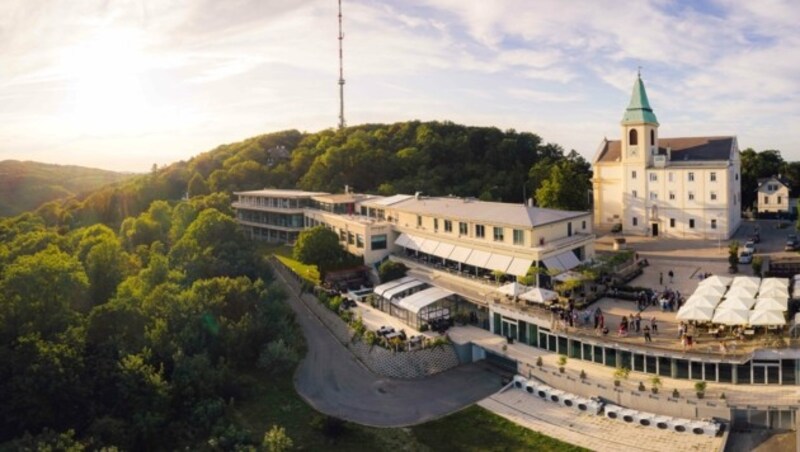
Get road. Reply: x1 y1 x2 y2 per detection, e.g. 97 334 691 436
274 264 503 427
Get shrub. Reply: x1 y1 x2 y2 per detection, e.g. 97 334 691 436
263 425 293 452
310 414 346 438
363 330 378 346
328 295 343 313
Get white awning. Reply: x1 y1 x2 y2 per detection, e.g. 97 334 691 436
542 256 565 272
543 251 580 273
382 279 426 300
486 253 513 273
374 276 417 297
420 239 440 255
507 257 533 277
465 249 491 268
394 233 410 248
449 246 472 264
432 242 455 259
396 287 453 314
404 235 424 251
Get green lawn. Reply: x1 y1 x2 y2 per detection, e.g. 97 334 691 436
412 405 589 452
259 243 321 285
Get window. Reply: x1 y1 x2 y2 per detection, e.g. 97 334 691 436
459 222 468 235
371 234 387 250
649 192 658 200
711 219 717 229
347 231 354 244
735 173 739 181
567 222 572 237
669 191 675 200
688 192 695 201
582 220 586 230
670 218 675 228
513 229 524 245
710 172 717 182
710 192 717 201
649 173 657 182
688 172 695 182
632 217 638 226
444 220 452 232
475 224 485 238
650 129 655 145
689 219 695 229
416 215 422 227
433 218 439 231
356 234 364 248
632 170 637 179
668 172 673 182
778 196 783 204
632 190 638 199
764 196 769 204
493 227 504 242
629 129 638 145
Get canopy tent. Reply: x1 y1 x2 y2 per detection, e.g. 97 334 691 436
693 284 726 297
382 279 426 300
724 285 758 298
374 276 417 297
465 249 491 268
486 253 513 273
394 233 411 248
760 278 789 290
718 296 756 310
755 297 789 311
758 286 789 299
731 276 761 290
507 257 534 277
396 287 454 314
496 282 529 297
676 305 714 322
520 287 559 304
712 308 751 326
698 275 732 288
748 309 786 326
404 235 426 251
684 294 722 309
432 242 455 259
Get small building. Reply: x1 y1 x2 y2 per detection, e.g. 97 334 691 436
756 176 790 215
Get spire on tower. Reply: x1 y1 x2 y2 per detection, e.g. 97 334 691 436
621 72 658 126
337 0 346 130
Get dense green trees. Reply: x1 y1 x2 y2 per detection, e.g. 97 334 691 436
293 226 360 278
533 151 592 211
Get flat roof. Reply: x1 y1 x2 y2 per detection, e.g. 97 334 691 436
312 193 373 204
387 196 588 228
235 189 328 198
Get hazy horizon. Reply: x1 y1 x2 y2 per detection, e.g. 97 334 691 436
2 0 800 172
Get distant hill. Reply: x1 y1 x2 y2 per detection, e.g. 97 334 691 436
0 160 133 217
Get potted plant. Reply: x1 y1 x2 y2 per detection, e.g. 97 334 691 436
557 355 567 373
613 367 630 387
649 376 662 394
536 356 543 367
695 381 707 399
580 370 587 380
672 388 680 399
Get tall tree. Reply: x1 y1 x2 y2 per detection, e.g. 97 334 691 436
293 226 347 278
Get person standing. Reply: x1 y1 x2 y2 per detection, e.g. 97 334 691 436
643 325 652 342
650 316 658 334
659 272 663 285
668 270 674 283
634 312 641 332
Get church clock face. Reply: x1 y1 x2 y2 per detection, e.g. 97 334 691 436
629 147 638 157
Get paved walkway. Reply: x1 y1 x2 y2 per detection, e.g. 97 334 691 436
481 388 725 452
270 261 503 427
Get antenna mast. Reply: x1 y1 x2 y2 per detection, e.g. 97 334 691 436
337 0 346 129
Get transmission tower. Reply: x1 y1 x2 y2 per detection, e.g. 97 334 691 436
337 0 346 129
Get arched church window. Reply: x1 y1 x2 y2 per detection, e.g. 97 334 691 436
629 129 638 146
650 130 655 145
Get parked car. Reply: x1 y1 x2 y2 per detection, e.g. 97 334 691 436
744 240 756 253
785 239 798 252
739 249 753 264
750 233 760 244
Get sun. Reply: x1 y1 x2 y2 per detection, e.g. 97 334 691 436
60 28 154 133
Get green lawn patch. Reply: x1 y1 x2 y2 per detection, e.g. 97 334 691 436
258 243 321 285
412 405 589 452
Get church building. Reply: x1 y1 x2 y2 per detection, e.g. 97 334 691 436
592 74 742 239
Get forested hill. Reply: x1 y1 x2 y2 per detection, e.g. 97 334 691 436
0 160 132 217
42 121 592 229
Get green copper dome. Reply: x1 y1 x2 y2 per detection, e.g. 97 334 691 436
621 74 659 125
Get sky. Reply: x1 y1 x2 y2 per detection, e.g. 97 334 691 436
2 0 800 172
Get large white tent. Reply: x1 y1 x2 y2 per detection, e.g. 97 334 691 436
754 297 789 311
758 286 789 299
496 282 529 297
725 285 758 298
748 310 786 326
676 305 715 322
731 276 760 290
694 284 726 297
699 275 732 288
684 294 721 309
718 296 756 310
712 308 751 326
760 278 789 290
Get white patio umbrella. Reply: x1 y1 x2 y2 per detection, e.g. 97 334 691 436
712 308 751 326
731 276 760 290
684 294 721 309
754 297 788 311
718 296 756 310
676 305 715 322
725 285 758 298
496 282 529 297
519 287 558 304
749 310 786 326
758 286 789 299
698 275 732 288
760 278 789 290
694 285 726 297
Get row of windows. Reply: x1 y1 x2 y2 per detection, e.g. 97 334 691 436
417 216 587 245
763 196 785 205
633 190 719 201
633 217 716 229
628 129 655 146
632 171 736 183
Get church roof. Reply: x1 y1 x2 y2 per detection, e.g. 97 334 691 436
594 136 735 163
621 74 659 125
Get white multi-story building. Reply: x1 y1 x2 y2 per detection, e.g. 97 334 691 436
592 74 742 239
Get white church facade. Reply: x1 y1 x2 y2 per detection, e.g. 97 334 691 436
592 75 742 239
